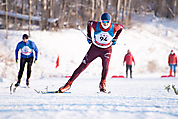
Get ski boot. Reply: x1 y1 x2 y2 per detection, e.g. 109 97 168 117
99 80 106 92
130 73 132 78
56 80 72 93
126 72 128 78
13 80 20 93
15 80 20 87
26 79 30 87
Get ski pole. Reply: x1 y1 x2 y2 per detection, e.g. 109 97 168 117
35 63 54 86
16 63 18 70
36 63 43 72
77 25 92 40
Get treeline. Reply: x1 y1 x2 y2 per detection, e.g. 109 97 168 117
0 0 178 31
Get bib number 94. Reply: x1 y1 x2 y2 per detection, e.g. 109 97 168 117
100 36 107 41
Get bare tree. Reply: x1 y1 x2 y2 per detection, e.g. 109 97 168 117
54 0 59 18
126 0 132 26
116 0 121 23
6 0 8 39
35 0 38 10
49 0 54 29
66 8 72 28
58 0 66 29
101 0 104 13
105 0 109 12
91 0 95 20
166 0 176 18
94 0 103 20
79 0 85 26
20 0 25 29
41 0 48 30
75 0 78 26
176 0 178 16
2 0 178 32
139 0 142 14
160 0 165 17
174 0 178 18
122 0 127 22
29 0 32 37
14 0 17 30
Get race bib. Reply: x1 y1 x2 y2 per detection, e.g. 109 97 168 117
21 46 32 55
94 32 113 48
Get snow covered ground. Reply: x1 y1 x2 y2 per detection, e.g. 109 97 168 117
1 77 178 119
0 13 178 119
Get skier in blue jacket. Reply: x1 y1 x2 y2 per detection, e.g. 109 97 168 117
15 34 38 87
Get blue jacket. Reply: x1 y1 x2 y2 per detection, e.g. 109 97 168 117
15 40 38 60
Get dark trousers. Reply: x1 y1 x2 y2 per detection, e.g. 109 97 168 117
17 57 33 83
68 44 112 84
126 65 132 78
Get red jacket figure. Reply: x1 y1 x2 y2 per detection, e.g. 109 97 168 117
123 50 135 78
168 50 177 77
168 51 177 65
123 52 135 65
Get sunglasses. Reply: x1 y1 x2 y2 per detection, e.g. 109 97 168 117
102 20 110 23
23 37 28 40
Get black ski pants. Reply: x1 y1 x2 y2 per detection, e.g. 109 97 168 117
17 57 33 83
126 65 132 78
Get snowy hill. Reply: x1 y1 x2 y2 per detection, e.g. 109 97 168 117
0 13 178 81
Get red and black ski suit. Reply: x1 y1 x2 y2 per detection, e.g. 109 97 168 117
65 21 123 89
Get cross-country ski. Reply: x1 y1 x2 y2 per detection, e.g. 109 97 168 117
10 83 13 94
34 89 71 94
97 91 111 94
10 81 31 94
10 83 18 94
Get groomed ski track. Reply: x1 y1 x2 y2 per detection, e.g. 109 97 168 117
0 77 178 119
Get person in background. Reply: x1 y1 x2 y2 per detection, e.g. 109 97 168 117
56 13 123 93
15 34 38 87
123 49 135 78
168 50 177 77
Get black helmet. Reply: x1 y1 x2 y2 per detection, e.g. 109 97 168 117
22 34 28 39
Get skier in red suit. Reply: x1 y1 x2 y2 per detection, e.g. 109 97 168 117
56 13 123 93
123 49 135 78
168 50 177 77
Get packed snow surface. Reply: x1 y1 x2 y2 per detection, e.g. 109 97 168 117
1 77 178 119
